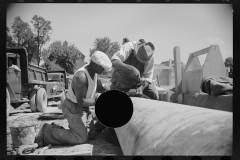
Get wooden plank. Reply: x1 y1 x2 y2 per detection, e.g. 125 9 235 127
115 97 232 155
202 45 227 78
183 69 202 93
156 74 160 87
192 46 210 58
182 52 202 93
168 59 172 85
173 46 182 93
154 66 172 70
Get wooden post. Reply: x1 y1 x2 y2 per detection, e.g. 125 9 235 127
168 59 172 85
173 47 183 103
173 47 182 93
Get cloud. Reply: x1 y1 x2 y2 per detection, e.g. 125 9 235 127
205 36 224 44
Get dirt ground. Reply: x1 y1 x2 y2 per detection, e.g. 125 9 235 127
7 101 123 156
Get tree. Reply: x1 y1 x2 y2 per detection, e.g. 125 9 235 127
11 16 30 47
89 37 120 58
42 40 85 74
41 59 65 72
6 26 16 47
31 15 52 66
89 37 120 75
21 28 38 63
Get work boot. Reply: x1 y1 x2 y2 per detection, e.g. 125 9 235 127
35 122 48 148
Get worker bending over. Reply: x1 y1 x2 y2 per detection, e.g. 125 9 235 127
110 39 159 100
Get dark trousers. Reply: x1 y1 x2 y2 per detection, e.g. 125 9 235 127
42 98 96 145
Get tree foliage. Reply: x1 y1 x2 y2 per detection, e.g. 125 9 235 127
11 16 30 47
89 37 120 75
22 28 38 63
8 15 52 65
89 37 120 58
31 15 53 66
42 41 85 74
6 26 16 47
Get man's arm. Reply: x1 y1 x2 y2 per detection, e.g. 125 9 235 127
142 57 154 84
111 42 133 72
72 71 88 107
96 79 108 93
111 59 129 73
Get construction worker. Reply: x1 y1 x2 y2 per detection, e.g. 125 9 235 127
122 38 130 45
35 51 112 147
110 39 159 100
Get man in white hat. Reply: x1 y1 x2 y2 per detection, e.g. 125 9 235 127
35 51 112 146
110 39 159 100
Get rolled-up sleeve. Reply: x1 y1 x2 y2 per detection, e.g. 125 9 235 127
111 42 134 62
142 57 154 83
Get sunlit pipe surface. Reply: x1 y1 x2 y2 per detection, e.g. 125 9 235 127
115 97 232 155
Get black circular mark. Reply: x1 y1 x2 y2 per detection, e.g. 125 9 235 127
95 90 133 128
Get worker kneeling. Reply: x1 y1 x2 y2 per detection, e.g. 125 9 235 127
35 51 112 147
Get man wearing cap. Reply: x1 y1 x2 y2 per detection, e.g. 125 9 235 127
35 51 112 146
110 40 159 100
122 38 130 45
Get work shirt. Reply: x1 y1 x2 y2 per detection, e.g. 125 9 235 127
67 64 98 104
111 41 154 83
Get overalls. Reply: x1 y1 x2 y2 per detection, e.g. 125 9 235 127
110 50 159 100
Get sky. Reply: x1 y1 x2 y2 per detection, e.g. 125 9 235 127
7 3 233 66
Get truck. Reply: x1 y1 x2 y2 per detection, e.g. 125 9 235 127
6 47 66 117
47 71 68 96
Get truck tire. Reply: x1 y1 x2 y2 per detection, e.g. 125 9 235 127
29 89 38 112
36 88 48 113
6 88 10 118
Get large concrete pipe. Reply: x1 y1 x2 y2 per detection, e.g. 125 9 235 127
114 97 232 155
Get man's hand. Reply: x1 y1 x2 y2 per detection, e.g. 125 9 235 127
82 97 96 106
129 86 143 95
82 93 100 106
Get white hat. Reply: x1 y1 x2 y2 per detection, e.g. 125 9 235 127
91 51 112 72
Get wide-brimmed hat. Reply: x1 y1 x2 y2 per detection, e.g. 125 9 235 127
134 41 155 64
